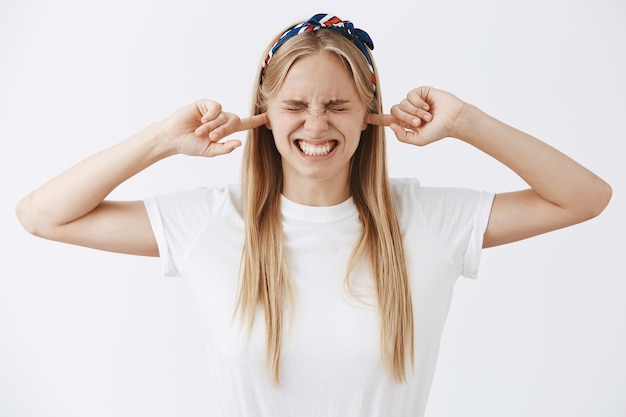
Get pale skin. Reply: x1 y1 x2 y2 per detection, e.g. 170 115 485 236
15 51 611 257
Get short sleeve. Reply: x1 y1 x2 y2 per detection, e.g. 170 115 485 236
462 190 495 278
143 186 238 277
391 178 495 280
144 196 178 276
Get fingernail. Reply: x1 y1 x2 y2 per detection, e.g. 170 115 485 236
412 118 421 126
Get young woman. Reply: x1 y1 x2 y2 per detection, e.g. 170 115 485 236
16 13 611 417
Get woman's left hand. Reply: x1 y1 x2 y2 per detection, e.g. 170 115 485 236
387 86 467 146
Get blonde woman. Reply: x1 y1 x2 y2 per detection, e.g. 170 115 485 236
16 13 611 417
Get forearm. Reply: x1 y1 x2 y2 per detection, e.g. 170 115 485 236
16 122 173 234
455 104 611 218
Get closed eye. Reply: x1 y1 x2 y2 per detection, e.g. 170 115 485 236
281 99 353 112
327 99 352 113
282 100 307 112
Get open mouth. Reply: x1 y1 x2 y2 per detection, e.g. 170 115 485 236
296 140 337 157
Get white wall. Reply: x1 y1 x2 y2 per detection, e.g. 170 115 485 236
1 0 624 416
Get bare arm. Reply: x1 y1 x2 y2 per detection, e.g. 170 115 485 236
16 124 167 256
15 100 268 256
369 87 612 247
450 105 611 247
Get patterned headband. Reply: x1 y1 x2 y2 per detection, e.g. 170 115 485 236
260 13 376 89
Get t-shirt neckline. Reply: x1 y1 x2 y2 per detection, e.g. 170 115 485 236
280 195 357 223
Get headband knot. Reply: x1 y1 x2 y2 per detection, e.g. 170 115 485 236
260 13 376 89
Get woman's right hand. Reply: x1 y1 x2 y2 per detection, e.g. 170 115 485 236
160 100 268 157
16 99 269 256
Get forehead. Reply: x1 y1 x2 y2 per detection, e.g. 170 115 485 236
275 51 361 101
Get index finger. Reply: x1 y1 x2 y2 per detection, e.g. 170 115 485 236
365 113 399 127
237 113 269 132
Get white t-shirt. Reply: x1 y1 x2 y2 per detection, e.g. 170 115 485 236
144 178 494 417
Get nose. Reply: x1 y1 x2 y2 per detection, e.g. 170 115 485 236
303 109 329 138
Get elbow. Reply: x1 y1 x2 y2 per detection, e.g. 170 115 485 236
15 195 46 237
15 196 36 235
596 180 613 215
582 178 612 220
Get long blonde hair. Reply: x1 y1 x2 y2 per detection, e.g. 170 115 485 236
237 26 414 384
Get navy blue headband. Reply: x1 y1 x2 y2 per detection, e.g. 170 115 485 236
260 13 376 89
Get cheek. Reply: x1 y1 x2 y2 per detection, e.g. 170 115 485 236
272 125 292 144
268 112 303 136
269 119 301 152
332 115 366 138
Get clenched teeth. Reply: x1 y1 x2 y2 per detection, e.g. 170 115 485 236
297 140 336 156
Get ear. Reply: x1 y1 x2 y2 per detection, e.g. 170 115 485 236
261 110 272 130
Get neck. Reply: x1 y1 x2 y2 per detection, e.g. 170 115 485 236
281 177 350 206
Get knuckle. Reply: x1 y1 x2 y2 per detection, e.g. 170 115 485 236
206 101 222 113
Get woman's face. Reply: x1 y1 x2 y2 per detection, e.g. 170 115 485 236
266 50 368 204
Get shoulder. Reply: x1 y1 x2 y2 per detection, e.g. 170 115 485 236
390 179 495 277
390 177 490 206
144 184 242 223
389 177 494 226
